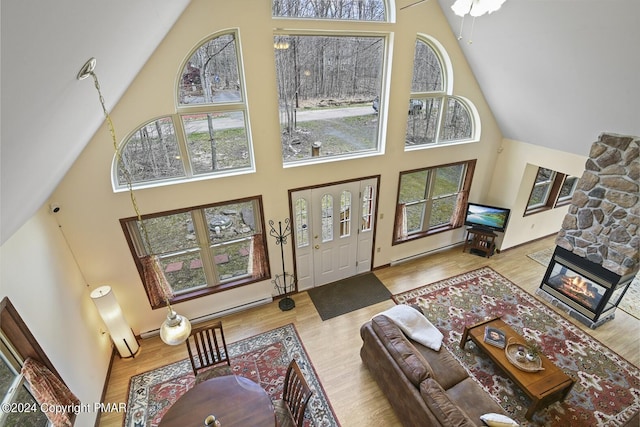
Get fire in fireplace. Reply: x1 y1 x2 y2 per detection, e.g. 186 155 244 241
538 246 636 328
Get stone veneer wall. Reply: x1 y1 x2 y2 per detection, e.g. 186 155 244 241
556 133 639 277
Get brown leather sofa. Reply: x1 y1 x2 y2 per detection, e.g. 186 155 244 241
360 312 508 426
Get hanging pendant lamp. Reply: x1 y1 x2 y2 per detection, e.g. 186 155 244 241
79 57 192 346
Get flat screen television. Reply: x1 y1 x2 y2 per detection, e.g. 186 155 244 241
464 202 511 232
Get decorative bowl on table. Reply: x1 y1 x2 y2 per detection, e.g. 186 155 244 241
505 338 544 372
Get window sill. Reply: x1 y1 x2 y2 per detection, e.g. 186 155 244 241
152 275 271 309
392 225 458 245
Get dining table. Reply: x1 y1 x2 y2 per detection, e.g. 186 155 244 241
158 374 276 426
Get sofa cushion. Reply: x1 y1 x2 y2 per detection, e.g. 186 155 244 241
446 377 508 423
420 378 476 427
413 341 469 390
371 315 432 386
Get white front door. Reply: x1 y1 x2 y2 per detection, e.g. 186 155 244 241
292 178 377 290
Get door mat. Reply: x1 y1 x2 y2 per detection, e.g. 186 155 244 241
308 272 391 321
393 266 640 426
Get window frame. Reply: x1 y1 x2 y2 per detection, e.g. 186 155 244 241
393 160 475 245
0 338 50 426
274 30 391 167
120 196 271 308
524 167 577 215
405 36 478 149
0 298 66 426
271 0 389 21
112 30 255 192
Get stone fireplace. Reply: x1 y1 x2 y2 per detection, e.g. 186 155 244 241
537 133 639 328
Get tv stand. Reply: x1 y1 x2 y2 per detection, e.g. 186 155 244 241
463 228 497 258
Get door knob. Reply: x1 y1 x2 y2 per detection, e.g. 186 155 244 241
314 245 320 249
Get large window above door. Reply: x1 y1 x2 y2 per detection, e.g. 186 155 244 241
275 33 386 164
272 0 387 21
121 197 269 307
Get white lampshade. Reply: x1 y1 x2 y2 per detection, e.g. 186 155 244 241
159 308 192 345
90 285 140 358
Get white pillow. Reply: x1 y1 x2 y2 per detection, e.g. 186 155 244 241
480 413 519 427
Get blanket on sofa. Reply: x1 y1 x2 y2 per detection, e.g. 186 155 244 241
377 305 443 351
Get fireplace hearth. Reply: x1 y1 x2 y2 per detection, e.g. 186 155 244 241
537 246 636 328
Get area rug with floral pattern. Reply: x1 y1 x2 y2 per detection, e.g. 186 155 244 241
124 324 340 427
393 266 640 426
527 247 640 319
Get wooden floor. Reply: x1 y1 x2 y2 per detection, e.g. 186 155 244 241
99 235 640 426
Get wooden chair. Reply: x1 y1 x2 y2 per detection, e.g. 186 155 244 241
273 359 313 427
185 321 232 384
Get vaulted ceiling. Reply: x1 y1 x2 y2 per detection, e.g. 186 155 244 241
1 0 638 244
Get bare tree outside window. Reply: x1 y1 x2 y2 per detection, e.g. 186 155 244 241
179 34 241 106
411 40 443 92
406 39 476 148
123 197 269 302
275 34 384 162
440 98 472 141
272 0 386 21
114 32 253 191
117 117 185 186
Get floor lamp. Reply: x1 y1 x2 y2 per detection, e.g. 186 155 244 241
90 285 140 358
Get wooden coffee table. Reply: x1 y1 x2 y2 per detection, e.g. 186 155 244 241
460 316 575 420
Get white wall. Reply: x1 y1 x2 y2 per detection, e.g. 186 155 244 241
490 138 587 250
0 206 111 426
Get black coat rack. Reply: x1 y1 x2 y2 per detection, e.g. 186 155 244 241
269 219 295 311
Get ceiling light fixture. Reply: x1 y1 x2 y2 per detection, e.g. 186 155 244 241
451 0 506 43
77 57 191 346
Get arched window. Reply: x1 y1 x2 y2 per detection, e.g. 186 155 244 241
113 31 253 190
406 37 478 148
114 117 184 187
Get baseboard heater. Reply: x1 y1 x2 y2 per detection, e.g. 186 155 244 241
391 242 463 266
140 296 273 339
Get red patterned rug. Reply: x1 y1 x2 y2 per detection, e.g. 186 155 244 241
124 324 339 427
393 266 640 426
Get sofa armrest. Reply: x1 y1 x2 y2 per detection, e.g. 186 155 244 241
360 322 443 427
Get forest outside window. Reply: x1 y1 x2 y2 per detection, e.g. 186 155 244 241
525 167 578 215
122 197 269 307
113 31 253 191
406 38 476 148
394 160 475 244
272 0 387 21
275 34 386 163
